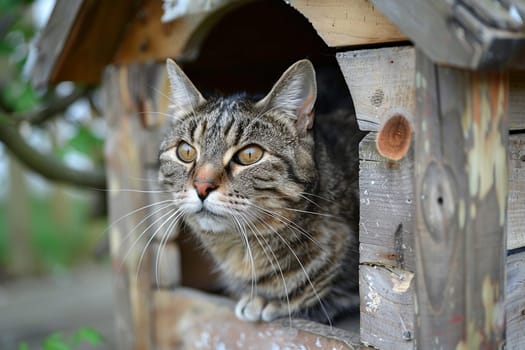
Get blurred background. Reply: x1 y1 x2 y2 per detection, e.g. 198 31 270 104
0 0 114 348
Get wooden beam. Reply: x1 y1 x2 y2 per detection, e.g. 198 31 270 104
33 0 138 86
508 134 525 250
288 0 407 47
371 0 525 69
31 0 83 87
338 46 524 131
358 133 415 271
103 62 174 350
506 251 525 349
413 50 507 348
153 288 361 349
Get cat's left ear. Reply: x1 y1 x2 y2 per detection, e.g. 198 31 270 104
166 58 206 118
256 59 317 133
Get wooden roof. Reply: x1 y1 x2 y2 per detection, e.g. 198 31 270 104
32 0 525 87
31 0 406 86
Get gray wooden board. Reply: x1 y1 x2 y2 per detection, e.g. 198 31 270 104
371 0 525 69
338 47 525 132
359 132 415 271
337 47 415 133
508 134 525 250
509 71 525 130
359 265 415 350
413 49 507 348
506 251 525 350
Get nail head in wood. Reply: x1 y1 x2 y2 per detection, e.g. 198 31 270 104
376 114 412 161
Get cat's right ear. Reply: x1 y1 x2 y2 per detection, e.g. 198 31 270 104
166 59 206 117
256 59 317 134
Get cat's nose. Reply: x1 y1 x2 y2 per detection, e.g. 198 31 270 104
193 179 218 200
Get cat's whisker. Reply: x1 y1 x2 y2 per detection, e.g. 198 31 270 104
250 193 335 218
238 211 293 327
118 202 177 252
248 204 325 252
279 207 334 218
154 210 183 287
105 199 176 240
230 214 257 299
138 111 174 118
152 87 176 105
119 206 178 270
298 191 336 204
135 208 183 281
249 213 334 328
96 188 173 194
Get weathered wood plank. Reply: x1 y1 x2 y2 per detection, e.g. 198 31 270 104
359 133 415 271
358 132 415 349
371 0 525 69
113 0 210 65
359 265 415 349
153 288 360 350
413 50 507 348
506 251 525 350
508 134 525 250
34 0 137 85
31 0 83 86
288 0 406 47
104 62 173 350
337 47 415 132
509 71 525 130
338 46 524 131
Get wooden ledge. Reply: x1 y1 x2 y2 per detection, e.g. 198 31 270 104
153 288 361 349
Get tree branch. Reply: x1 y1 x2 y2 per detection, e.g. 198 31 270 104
13 86 91 125
0 121 106 189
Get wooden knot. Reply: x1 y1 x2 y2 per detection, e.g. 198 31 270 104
376 114 411 161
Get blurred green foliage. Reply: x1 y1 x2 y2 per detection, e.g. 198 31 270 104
18 327 104 350
0 0 107 277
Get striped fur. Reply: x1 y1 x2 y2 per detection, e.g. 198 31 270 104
159 59 362 323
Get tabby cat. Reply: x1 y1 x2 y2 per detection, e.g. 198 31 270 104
158 59 362 324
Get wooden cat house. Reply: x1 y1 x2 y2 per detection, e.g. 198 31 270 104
34 0 525 349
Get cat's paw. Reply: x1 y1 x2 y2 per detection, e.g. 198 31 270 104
235 295 289 322
235 295 265 321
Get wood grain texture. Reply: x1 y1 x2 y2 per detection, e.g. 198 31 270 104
359 133 415 271
371 0 525 69
508 134 525 250
288 0 406 47
506 251 525 350
509 71 525 130
153 288 360 350
34 0 138 85
104 63 174 350
359 265 415 349
358 133 415 349
414 50 507 349
338 46 524 131
31 0 83 86
113 0 210 64
337 47 415 132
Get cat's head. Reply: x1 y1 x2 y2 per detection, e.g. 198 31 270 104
159 59 318 234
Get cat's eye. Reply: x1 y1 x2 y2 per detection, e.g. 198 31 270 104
234 145 264 165
176 141 197 163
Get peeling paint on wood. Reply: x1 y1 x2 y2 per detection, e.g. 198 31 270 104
359 265 414 350
414 50 507 349
153 288 360 350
